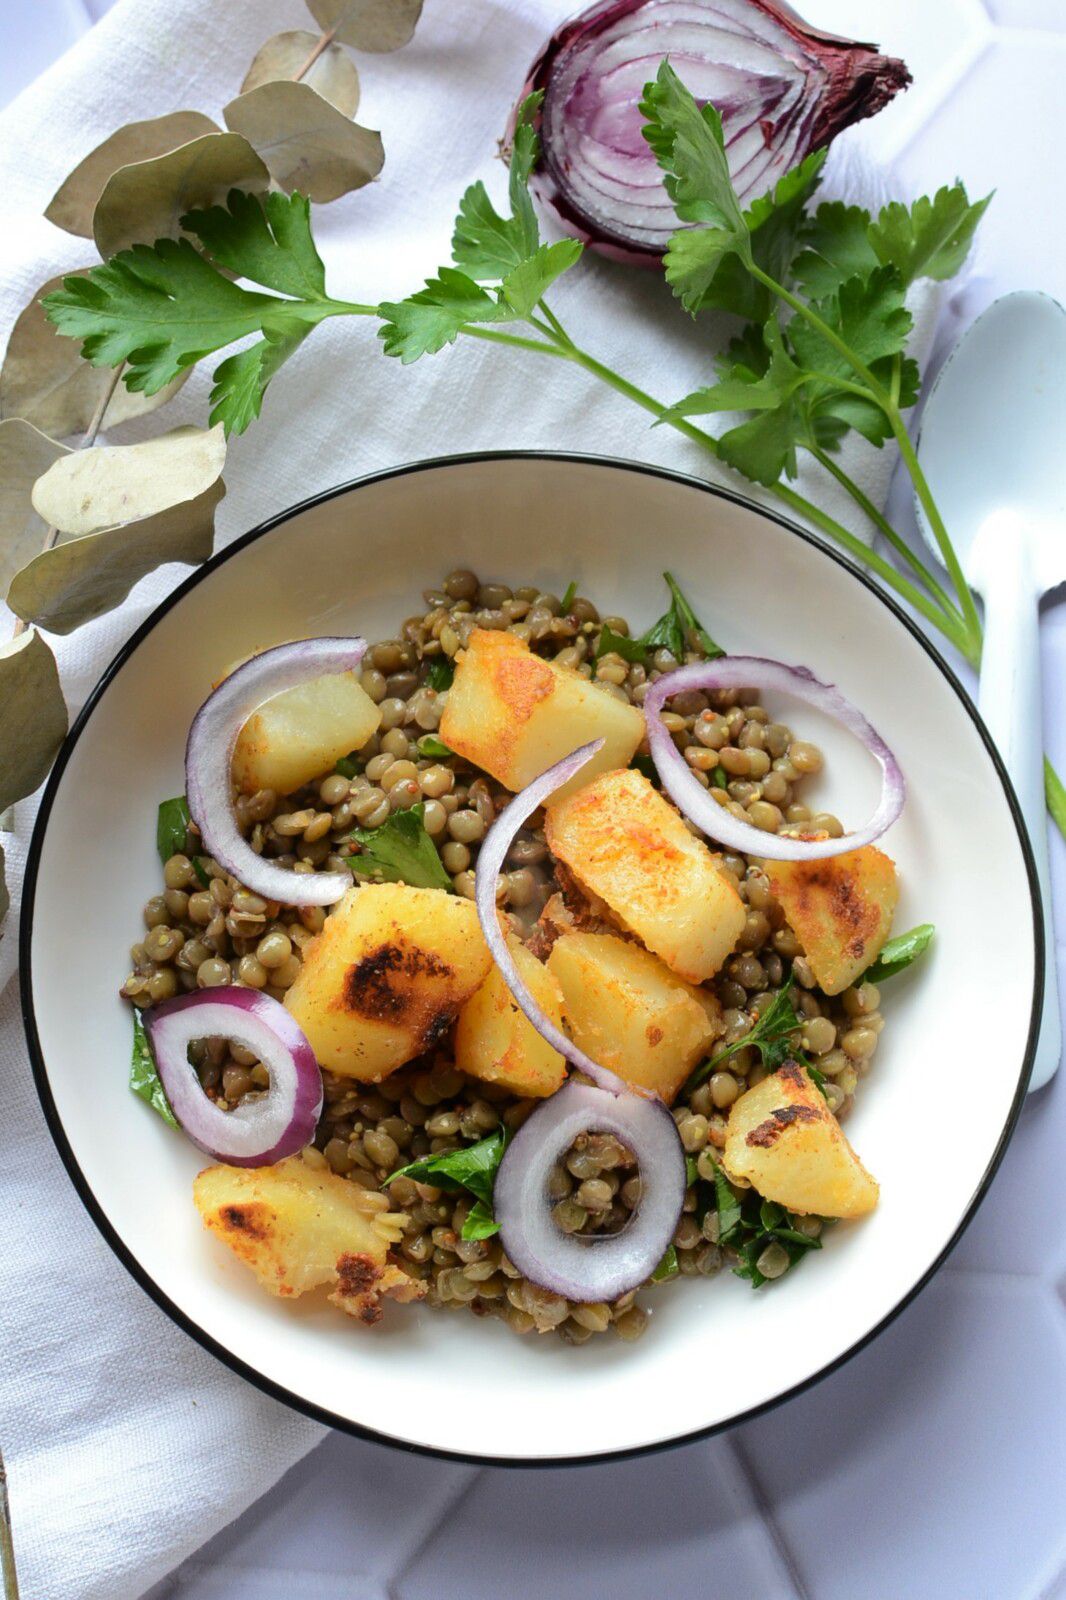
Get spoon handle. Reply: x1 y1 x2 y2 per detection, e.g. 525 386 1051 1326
975 520 1060 1090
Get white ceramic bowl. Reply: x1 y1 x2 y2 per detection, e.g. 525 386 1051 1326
22 453 1041 1464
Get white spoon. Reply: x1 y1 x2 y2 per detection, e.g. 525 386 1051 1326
917 291 1064 1091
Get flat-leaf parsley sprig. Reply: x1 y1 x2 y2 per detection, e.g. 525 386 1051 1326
41 84 1066 842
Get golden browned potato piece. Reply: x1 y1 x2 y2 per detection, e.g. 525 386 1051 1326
439 627 644 799
547 931 722 1103
455 937 567 1098
193 1154 419 1324
284 884 493 1080
765 845 899 996
232 670 381 796
545 768 746 983
723 1061 879 1218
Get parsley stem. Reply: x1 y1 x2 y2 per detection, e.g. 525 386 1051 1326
536 300 575 348
1045 757 1066 839
461 325 572 359
750 266 886 396
810 445 963 623
888 416 984 652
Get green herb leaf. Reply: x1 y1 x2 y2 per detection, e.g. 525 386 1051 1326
863 922 935 983
378 268 516 363
790 267 913 378
714 1166 743 1244
630 753 661 788
560 579 578 611
334 752 362 778
417 734 453 758
868 184 991 287
685 1155 699 1187
651 1244 679 1282
451 93 543 280
807 1062 829 1099
129 1009 177 1128
502 240 583 317
156 795 191 863
182 189 327 299
385 1128 507 1206
712 764 727 789
793 201 879 296
209 324 310 434
425 655 454 691
724 1186 825 1290
640 63 751 317
347 801 452 892
460 1198 501 1241
596 571 722 664
683 147 826 320
687 974 804 1092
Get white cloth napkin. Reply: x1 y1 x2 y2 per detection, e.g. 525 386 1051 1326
0 3 944 1596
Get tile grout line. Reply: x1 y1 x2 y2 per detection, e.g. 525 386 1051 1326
727 1433 812 1600
385 1467 486 1600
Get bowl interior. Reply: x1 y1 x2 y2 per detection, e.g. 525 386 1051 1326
24 455 1038 1462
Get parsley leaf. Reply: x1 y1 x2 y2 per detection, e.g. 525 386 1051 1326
43 189 340 435
182 189 327 299
687 974 804 1092
793 201 880 296
347 802 452 892
640 62 752 313
129 1010 177 1128
156 795 192 862
451 93 543 279
596 571 723 663
502 240 583 317
334 752 362 779
377 268 515 363
385 1129 508 1238
863 922 935 983
651 1244 679 1282
560 580 578 611
630 754 661 788
707 1170 825 1289
425 655 454 691
868 184 992 286
416 734 453 759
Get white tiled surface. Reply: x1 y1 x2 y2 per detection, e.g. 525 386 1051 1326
4 1 1065 1596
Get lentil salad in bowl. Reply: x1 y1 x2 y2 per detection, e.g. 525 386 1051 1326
22 454 1041 1461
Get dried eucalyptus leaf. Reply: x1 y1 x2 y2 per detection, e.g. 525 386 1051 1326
0 419 68 596
242 30 360 116
12 425 226 633
9 479 223 634
305 0 423 52
30 423 225 536
0 630 68 814
93 132 270 259
0 271 188 438
223 82 383 204
0 843 9 928
45 112 218 238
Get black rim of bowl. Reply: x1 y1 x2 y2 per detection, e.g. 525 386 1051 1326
19 450 1044 1468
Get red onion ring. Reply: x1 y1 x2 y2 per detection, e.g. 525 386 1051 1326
493 1079 686 1301
144 988 323 1165
185 638 366 906
645 656 905 861
514 0 909 264
474 739 629 1096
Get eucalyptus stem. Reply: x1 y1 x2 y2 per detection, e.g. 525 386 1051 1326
0 1451 19 1600
292 17 343 82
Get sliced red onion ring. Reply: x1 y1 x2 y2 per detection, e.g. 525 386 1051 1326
144 988 323 1166
185 638 366 907
645 656 905 861
493 1080 686 1301
515 0 910 264
474 739 629 1096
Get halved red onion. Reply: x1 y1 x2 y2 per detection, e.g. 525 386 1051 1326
144 988 323 1165
185 638 366 907
514 0 910 264
645 656 905 860
494 1079 686 1301
474 739 629 1096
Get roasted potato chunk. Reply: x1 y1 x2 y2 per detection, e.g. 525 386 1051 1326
439 627 644 799
765 845 898 995
723 1061 879 1218
232 668 381 796
545 768 746 983
455 937 567 1098
284 884 492 1080
547 931 721 1103
193 1154 419 1324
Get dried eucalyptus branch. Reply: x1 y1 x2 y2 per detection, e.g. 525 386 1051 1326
0 1449 20 1600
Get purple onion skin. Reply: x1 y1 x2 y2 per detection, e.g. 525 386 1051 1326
509 0 911 267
